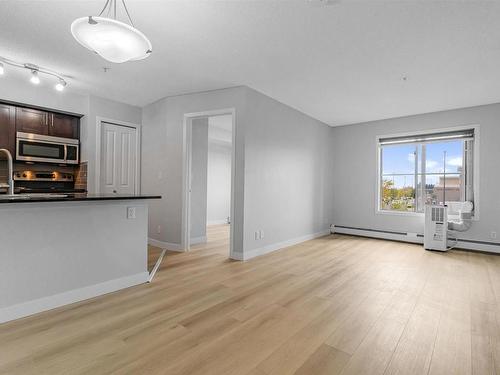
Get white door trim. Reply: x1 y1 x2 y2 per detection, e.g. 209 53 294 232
181 108 236 258
95 116 142 194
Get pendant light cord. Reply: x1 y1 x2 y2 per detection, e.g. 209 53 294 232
121 0 135 26
98 0 111 17
97 0 135 26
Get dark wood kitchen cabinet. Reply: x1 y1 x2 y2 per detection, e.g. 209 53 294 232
16 107 49 135
49 113 79 138
15 107 79 139
0 103 16 155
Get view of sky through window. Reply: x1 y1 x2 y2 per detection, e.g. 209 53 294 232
382 140 462 188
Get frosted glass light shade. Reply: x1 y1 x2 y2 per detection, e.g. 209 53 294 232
71 17 152 63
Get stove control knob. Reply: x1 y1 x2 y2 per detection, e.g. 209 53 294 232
22 173 27 178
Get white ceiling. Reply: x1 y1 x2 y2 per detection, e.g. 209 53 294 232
1 1 500 126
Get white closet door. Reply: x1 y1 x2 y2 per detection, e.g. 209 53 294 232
100 122 137 195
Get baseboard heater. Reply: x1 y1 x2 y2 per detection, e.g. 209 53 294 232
331 224 500 253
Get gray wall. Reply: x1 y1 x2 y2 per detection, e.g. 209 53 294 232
190 118 209 240
141 86 247 253
331 102 500 243
142 86 334 258
0 200 149 322
243 88 334 252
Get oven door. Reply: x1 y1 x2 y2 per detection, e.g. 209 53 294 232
17 138 66 164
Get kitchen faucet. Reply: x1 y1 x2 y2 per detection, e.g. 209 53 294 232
0 149 14 195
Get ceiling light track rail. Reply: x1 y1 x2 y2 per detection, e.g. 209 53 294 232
0 56 68 91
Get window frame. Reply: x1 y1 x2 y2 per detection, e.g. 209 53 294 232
375 125 480 220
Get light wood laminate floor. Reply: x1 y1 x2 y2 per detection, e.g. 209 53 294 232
1 233 500 375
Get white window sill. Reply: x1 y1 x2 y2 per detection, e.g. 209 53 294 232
376 209 478 221
376 210 423 218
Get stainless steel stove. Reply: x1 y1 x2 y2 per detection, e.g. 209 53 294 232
13 170 86 194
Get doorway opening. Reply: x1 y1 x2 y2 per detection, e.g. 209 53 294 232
182 109 235 258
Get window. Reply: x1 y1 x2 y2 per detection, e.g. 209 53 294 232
378 128 476 214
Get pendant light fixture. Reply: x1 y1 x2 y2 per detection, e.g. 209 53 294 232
71 0 152 64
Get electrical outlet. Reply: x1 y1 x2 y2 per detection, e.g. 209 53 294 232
157 225 161 234
259 230 265 239
491 231 497 240
127 207 136 219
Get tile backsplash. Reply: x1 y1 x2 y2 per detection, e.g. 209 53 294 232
0 160 7 181
75 161 88 191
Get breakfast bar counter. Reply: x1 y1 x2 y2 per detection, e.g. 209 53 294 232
0 195 161 323
0 193 161 204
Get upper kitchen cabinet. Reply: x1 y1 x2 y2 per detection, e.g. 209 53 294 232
16 107 49 135
49 113 79 138
16 107 79 139
0 104 16 155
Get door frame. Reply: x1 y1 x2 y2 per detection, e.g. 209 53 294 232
95 116 142 194
181 108 236 258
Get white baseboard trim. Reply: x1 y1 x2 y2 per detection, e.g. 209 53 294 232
0 272 149 324
333 225 500 254
190 236 207 245
208 220 229 225
240 229 331 261
230 251 244 261
148 238 183 252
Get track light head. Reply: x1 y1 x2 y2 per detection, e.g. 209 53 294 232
30 70 40 85
55 79 67 91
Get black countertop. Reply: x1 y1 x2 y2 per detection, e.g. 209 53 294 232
0 193 161 204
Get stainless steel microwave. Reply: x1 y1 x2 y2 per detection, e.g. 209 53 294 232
16 132 79 165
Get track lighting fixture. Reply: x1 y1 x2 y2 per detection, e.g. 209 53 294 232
0 57 69 91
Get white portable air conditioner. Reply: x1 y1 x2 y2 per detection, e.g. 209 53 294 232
424 204 448 251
